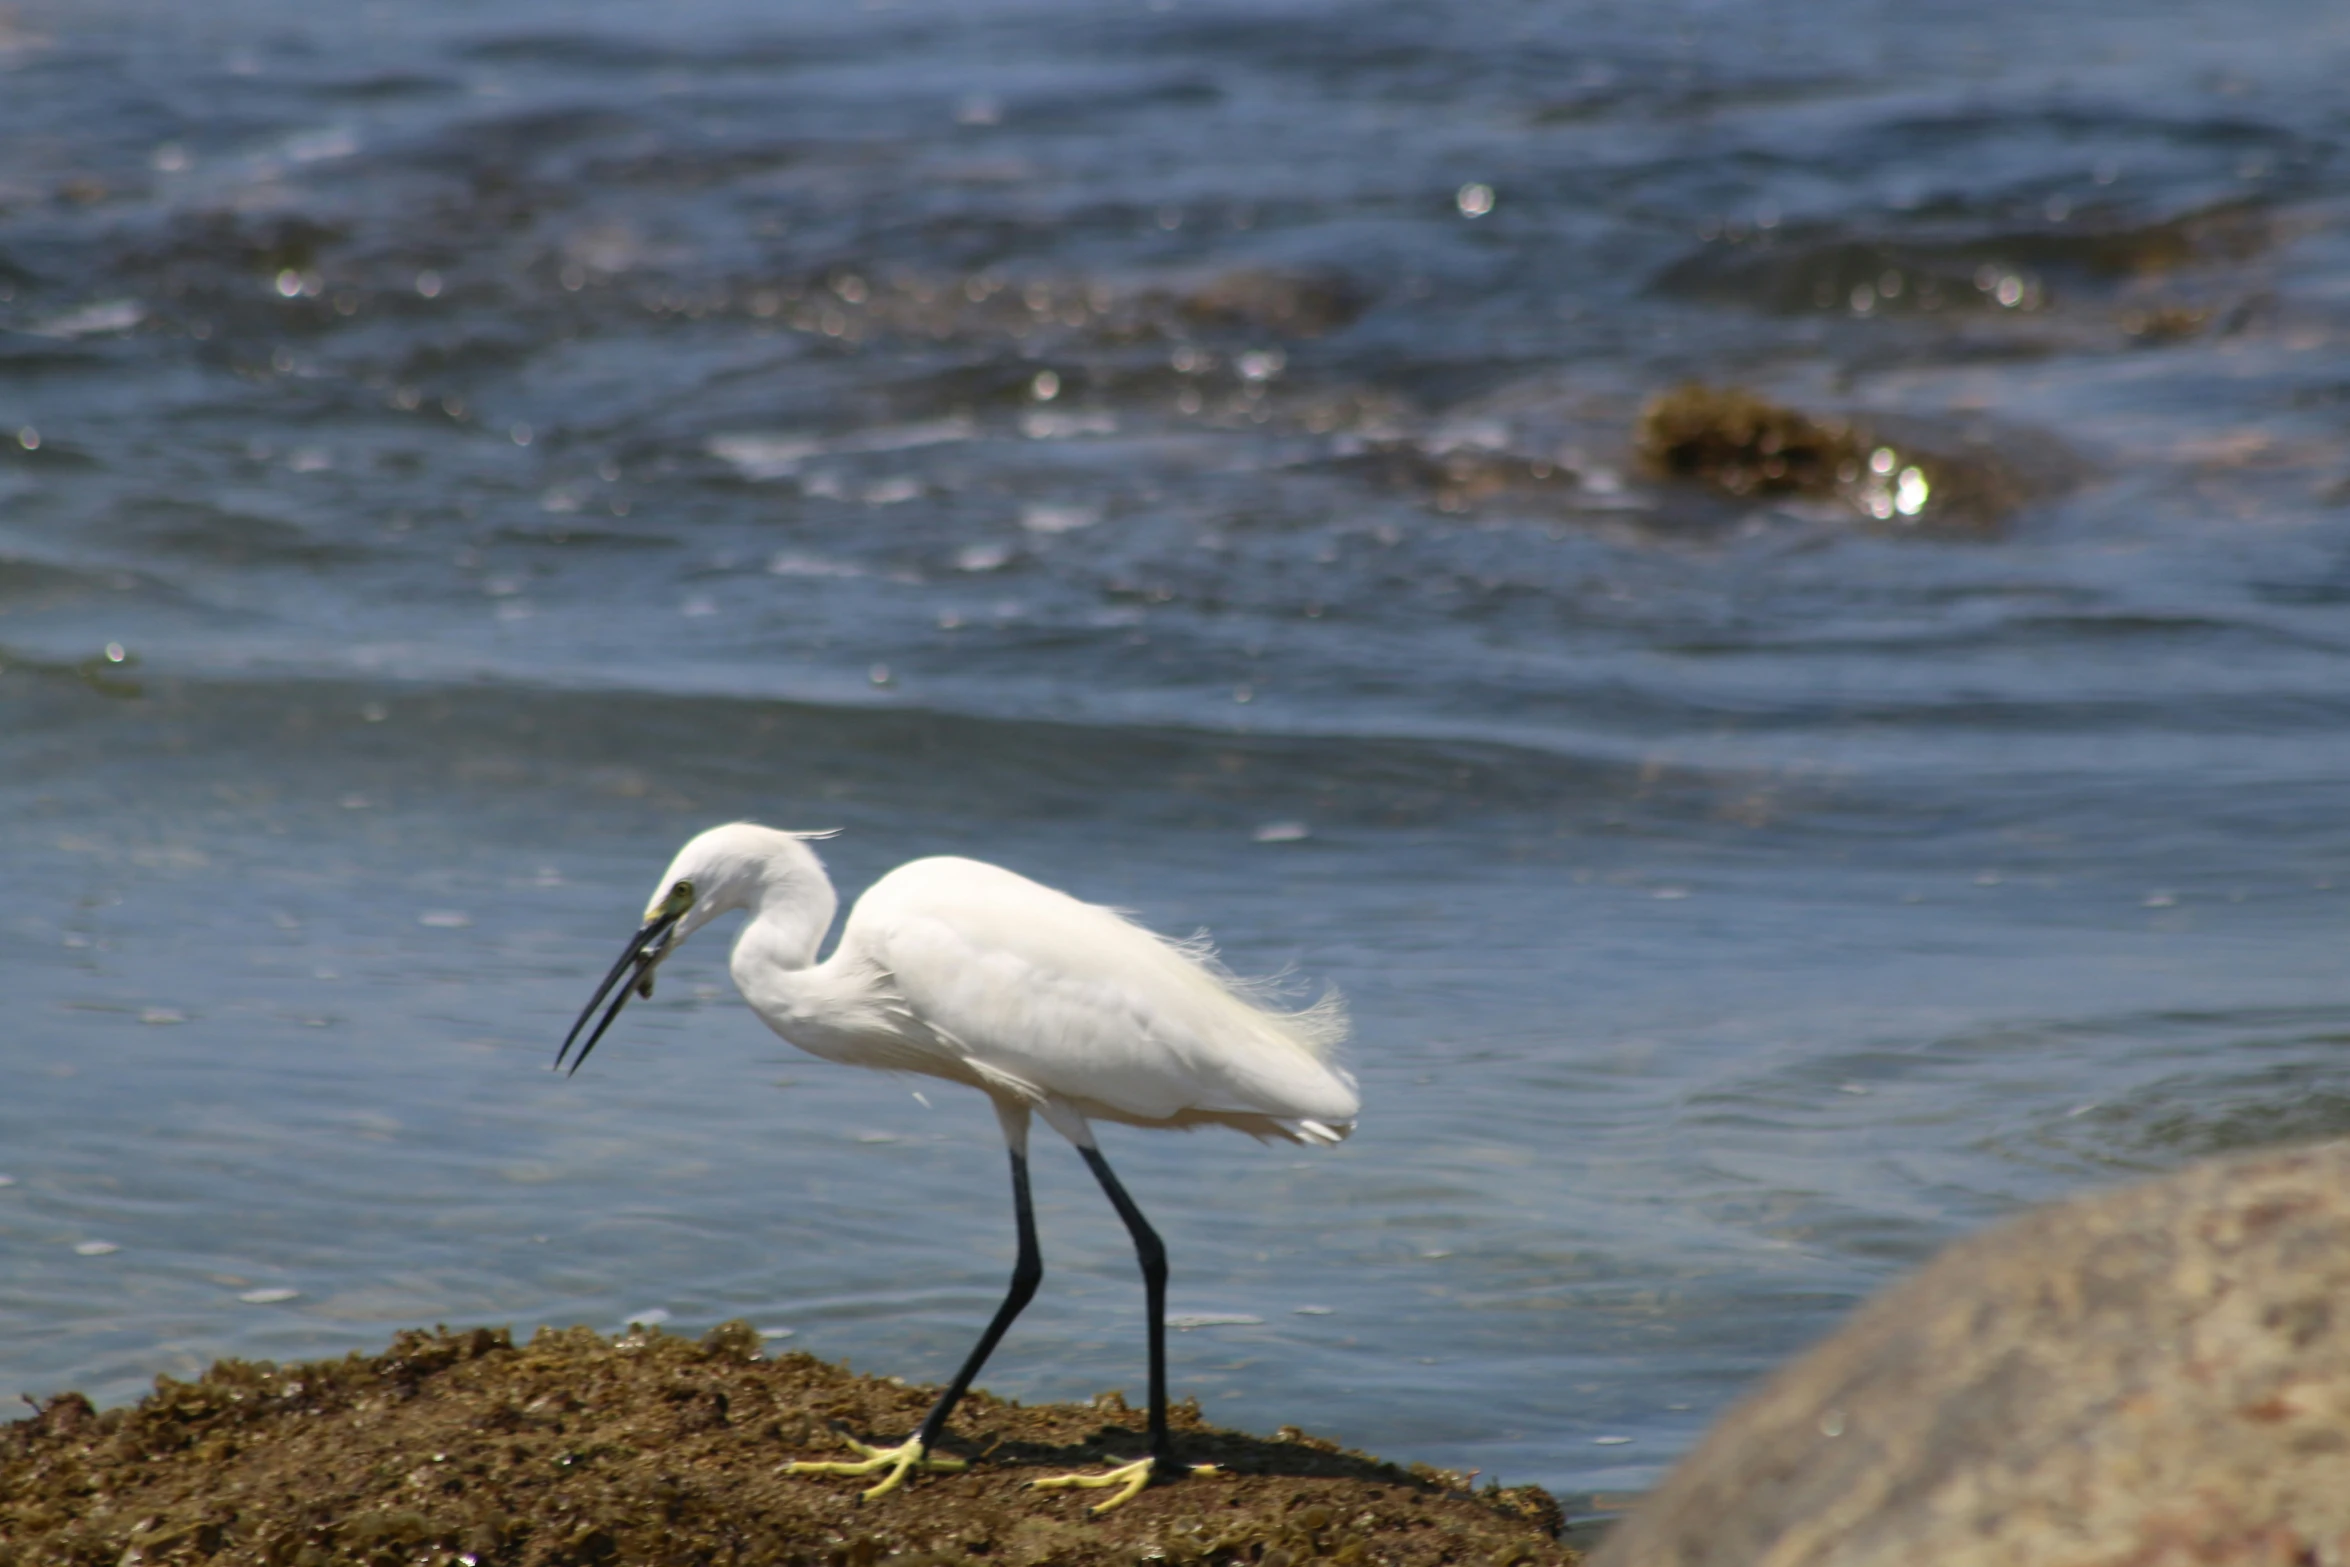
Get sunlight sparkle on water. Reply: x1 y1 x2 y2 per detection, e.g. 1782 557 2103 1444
1894 466 1930 517
1238 349 1286 382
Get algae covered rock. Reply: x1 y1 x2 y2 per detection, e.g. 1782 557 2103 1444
1 1320 1573 1567
1636 385 1863 503
1592 1140 2350 1567
1635 383 2035 528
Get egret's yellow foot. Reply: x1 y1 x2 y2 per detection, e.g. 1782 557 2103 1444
1032 1457 1217 1515
783 1435 967 1501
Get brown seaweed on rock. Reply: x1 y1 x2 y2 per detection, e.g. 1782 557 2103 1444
0 1322 1575 1567
1636 385 1860 501
1635 383 2037 530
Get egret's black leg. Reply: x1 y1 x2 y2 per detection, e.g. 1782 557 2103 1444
1077 1145 1174 1465
915 1148 1043 1449
1030 1141 1211 1511
784 1145 1040 1498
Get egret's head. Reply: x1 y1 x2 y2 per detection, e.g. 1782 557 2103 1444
645 822 831 944
555 822 835 1076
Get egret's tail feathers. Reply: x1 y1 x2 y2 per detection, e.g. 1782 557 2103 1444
1092 1104 1359 1143
1155 928 1352 1064
1275 984 1350 1062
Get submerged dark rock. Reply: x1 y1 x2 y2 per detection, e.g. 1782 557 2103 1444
1592 1140 2350 1567
1654 197 2278 318
1174 269 1373 338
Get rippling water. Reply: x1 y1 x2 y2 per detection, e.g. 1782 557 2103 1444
9 0 2350 1505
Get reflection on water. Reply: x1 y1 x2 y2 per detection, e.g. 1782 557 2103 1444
7 0 2350 1499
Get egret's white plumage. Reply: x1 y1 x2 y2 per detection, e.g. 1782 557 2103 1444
687 831 1356 1142
554 821 1360 1512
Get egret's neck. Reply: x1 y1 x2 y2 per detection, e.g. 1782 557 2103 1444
726 872 878 1054
725 870 838 979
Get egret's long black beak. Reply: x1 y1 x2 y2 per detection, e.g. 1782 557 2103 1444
555 909 682 1076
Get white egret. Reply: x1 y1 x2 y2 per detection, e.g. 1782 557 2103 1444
555 823 1359 1512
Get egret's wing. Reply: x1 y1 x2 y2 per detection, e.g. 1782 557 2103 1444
848 858 1358 1128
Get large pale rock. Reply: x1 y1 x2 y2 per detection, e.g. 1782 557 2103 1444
1594 1141 2350 1567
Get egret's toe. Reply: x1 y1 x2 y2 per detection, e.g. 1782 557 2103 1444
1031 1456 1216 1515
782 1435 967 1500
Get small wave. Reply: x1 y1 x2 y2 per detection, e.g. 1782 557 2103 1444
709 419 975 481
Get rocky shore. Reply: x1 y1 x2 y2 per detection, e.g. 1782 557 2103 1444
1 1323 1574 1567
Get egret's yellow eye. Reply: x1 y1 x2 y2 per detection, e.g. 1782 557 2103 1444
648 880 695 922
